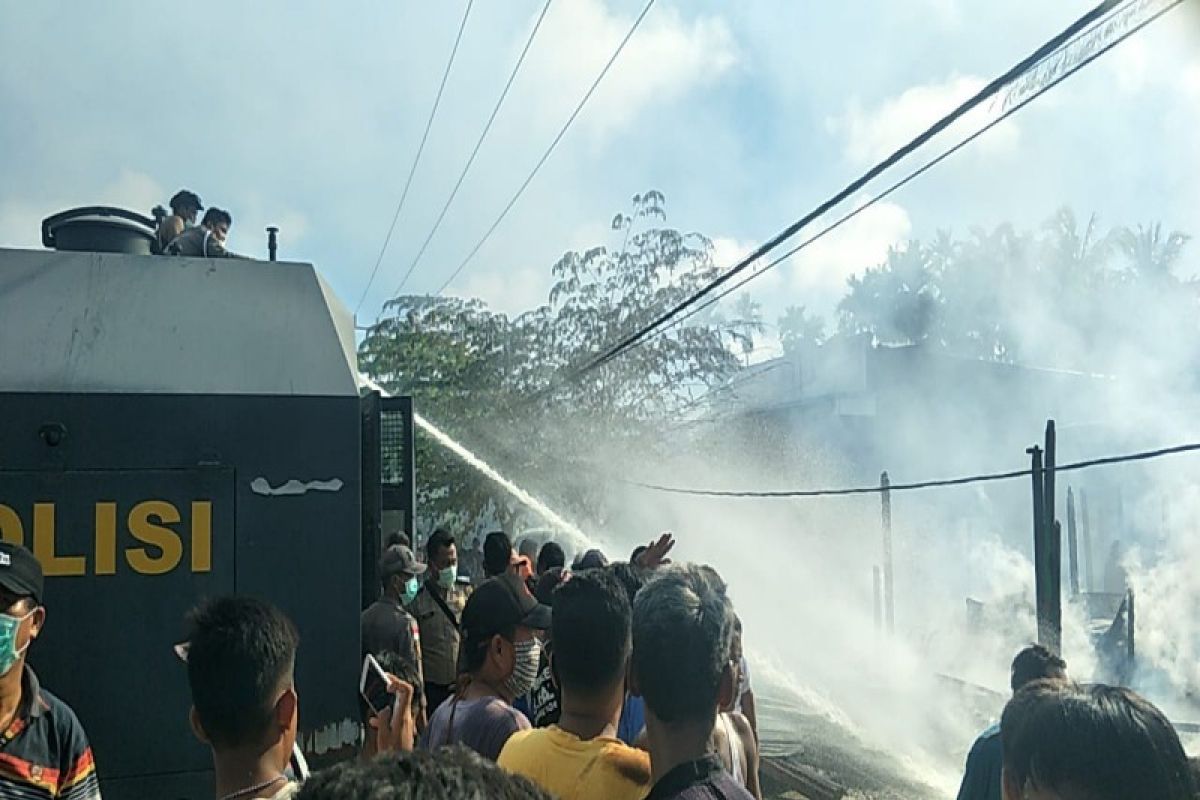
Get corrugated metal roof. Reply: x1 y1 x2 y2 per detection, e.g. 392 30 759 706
0 247 358 396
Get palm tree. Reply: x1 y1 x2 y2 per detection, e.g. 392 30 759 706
1113 223 1191 283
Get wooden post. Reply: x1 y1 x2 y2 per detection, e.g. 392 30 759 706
880 471 895 635
1067 487 1080 597
1127 588 1136 662
1080 488 1094 593
1042 421 1062 653
873 566 882 633
1028 444 1053 651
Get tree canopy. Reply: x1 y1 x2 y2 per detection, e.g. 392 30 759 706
359 192 760 534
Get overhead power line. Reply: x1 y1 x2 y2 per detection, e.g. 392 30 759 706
355 0 475 316
596 0 1184 361
392 0 556 298
433 0 658 296
571 0 1136 375
624 441 1200 499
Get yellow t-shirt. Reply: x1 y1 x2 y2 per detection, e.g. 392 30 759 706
498 725 652 800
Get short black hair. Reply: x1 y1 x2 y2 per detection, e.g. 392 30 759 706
185 596 298 749
552 569 630 694
573 549 608 571
483 532 512 577
632 564 733 727
534 566 566 606
1010 644 1066 692
202 207 232 228
169 189 202 214
386 531 411 549
1001 681 1195 800
607 561 649 607
630 545 648 563
536 542 565 574
426 528 455 563
297 747 554 800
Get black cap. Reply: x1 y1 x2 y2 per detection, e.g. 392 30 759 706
0 543 43 605
379 545 426 579
462 573 552 641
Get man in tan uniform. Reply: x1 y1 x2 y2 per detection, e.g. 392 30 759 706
410 528 470 715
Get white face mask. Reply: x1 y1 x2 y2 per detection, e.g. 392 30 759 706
501 638 541 700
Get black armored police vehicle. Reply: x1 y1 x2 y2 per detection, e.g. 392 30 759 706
0 207 414 798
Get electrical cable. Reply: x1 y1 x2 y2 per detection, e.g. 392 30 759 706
623 441 1200 498
355 0 475 316
392 0 556 298
573 0 1135 375
433 0 658 296
576 0 1181 375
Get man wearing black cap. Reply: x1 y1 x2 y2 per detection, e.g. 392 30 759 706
361 544 426 678
0 542 101 799
419 573 550 762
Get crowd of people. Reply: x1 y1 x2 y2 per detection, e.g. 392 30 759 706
0 526 1197 799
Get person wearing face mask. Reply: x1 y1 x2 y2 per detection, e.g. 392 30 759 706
411 529 470 716
361 545 426 725
419 573 550 762
166 208 245 258
0 542 101 800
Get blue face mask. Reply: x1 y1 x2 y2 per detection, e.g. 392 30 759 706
438 565 457 590
402 576 420 605
0 609 35 677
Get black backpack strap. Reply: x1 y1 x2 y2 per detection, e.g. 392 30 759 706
427 584 459 629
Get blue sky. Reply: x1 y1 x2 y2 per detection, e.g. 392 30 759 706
2 0 1197 337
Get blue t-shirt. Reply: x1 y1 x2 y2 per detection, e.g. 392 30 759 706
618 694 646 746
956 723 1002 800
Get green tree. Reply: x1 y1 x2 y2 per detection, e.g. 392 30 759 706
777 305 826 356
359 192 759 534
835 208 1194 371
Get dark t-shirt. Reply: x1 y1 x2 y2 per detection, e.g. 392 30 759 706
360 597 420 670
530 652 560 728
646 755 753 800
956 724 1002 800
420 696 530 761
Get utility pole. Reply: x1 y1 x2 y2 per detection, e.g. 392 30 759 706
1080 488 1094 593
880 471 895 635
1029 420 1062 654
873 566 883 634
1067 486 1080 597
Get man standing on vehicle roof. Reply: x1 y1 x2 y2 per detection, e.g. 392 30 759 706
0 542 102 800
411 529 470 716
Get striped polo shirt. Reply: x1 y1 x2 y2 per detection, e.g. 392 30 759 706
0 666 101 799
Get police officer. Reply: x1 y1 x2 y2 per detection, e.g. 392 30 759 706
361 544 425 677
410 529 469 715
